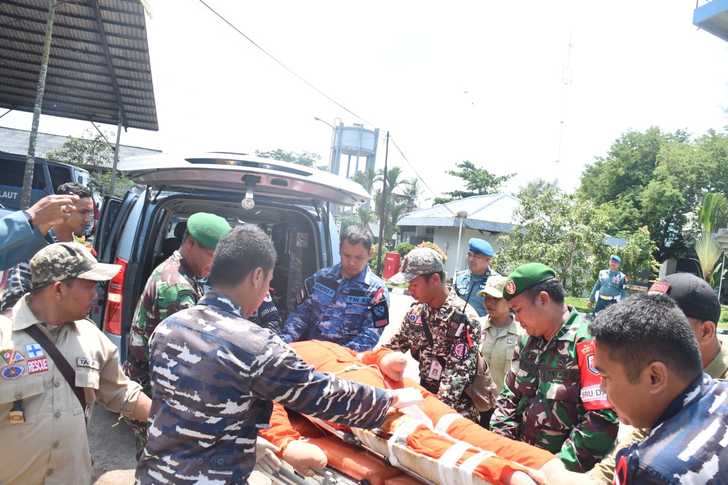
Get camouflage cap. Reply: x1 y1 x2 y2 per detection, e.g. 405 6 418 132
187 212 232 249
397 247 445 283
30 242 121 289
503 262 557 300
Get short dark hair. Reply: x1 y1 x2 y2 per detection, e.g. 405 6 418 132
340 226 372 252
208 224 277 287
422 271 446 284
523 278 565 304
56 182 92 199
589 293 702 383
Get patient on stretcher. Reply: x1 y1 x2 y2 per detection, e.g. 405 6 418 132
259 340 558 485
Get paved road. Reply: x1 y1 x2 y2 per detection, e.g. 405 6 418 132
89 291 418 484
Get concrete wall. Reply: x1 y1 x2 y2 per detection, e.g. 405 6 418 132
433 227 503 280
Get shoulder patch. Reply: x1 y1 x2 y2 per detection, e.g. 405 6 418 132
576 340 611 411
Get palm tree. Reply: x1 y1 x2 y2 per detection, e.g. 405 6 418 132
401 178 421 212
695 193 728 283
352 168 377 195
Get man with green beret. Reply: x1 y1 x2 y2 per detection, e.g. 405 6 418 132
124 212 231 456
489 262 618 472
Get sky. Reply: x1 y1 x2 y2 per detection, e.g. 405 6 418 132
2 0 728 205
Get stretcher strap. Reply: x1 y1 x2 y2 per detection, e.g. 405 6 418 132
386 419 421 468
437 441 472 485
458 450 494 485
435 413 462 434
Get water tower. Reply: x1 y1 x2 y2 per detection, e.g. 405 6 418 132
328 122 379 178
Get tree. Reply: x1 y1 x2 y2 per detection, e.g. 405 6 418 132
434 161 514 205
351 167 377 194
694 193 728 284
578 127 728 261
46 130 133 197
255 149 321 167
401 178 421 212
374 166 407 243
496 180 656 295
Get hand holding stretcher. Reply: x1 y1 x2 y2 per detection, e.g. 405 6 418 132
259 341 557 485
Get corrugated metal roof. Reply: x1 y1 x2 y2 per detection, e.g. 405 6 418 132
397 193 519 233
0 126 160 164
0 0 158 130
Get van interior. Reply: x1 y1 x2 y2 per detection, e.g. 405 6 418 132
138 195 321 320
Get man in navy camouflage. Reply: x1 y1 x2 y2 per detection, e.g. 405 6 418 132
454 238 499 317
281 226 389 351
590 294 727 484
136 224 412 484
588 255 626 314
490 263 618 472
384 247 488 421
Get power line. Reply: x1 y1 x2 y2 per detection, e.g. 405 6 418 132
197 0 444 205
390 137 456 216
197 0 374 126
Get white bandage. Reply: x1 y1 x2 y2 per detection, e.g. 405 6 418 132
437 441 472 485
386 419 421 468
458 450 494 485
435 413 462 434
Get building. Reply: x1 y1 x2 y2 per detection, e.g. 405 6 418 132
397 193 518 277
694 0 728 42
0 126 160 165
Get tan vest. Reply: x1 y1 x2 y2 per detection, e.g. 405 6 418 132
0 296 142 485
479 314 523 394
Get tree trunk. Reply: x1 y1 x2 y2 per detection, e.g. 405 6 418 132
21 0 56 209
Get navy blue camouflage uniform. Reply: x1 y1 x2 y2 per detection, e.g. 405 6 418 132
614 374 728 484
281 263 389 351
135 291 393 485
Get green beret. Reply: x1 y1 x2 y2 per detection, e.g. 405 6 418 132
186 212 231 249
503 262 557 300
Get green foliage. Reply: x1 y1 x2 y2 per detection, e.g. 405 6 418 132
578 127 728 261
694 193 728 284
434 161 514 205
46 130 133 197
255 149 321 167
395 242 415 258
496 181 656 296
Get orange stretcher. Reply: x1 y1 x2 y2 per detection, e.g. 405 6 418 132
260 341 554 485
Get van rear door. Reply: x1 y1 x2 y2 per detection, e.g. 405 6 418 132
119 152 369 207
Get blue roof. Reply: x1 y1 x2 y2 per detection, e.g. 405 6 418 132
694 0 728 42
397 193 518 233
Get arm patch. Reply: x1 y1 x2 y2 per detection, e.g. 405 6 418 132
576 340 612 411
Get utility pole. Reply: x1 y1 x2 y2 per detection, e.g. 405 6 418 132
376 131 390 274
21 0 57 209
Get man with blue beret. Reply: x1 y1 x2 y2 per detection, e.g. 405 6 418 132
588 255 627 315
454 237 499 317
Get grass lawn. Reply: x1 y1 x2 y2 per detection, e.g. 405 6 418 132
566 296 728 331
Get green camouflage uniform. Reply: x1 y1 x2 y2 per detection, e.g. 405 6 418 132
123 250 202 456
385 288 483 420
489 310 618 472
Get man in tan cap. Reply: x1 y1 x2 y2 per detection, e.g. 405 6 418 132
0 242 151 485
383 247 485 420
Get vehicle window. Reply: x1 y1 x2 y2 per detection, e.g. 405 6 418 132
48 164 73 190
0 160 46 189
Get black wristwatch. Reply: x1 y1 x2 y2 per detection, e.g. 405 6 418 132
22 210 35 230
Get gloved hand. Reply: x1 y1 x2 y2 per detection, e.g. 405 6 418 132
255 438 282 475
281 440 327 477
379 352 408 382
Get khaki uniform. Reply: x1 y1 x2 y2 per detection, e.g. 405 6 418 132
479 314 523 394
588 340 728 484
0 296 143 485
